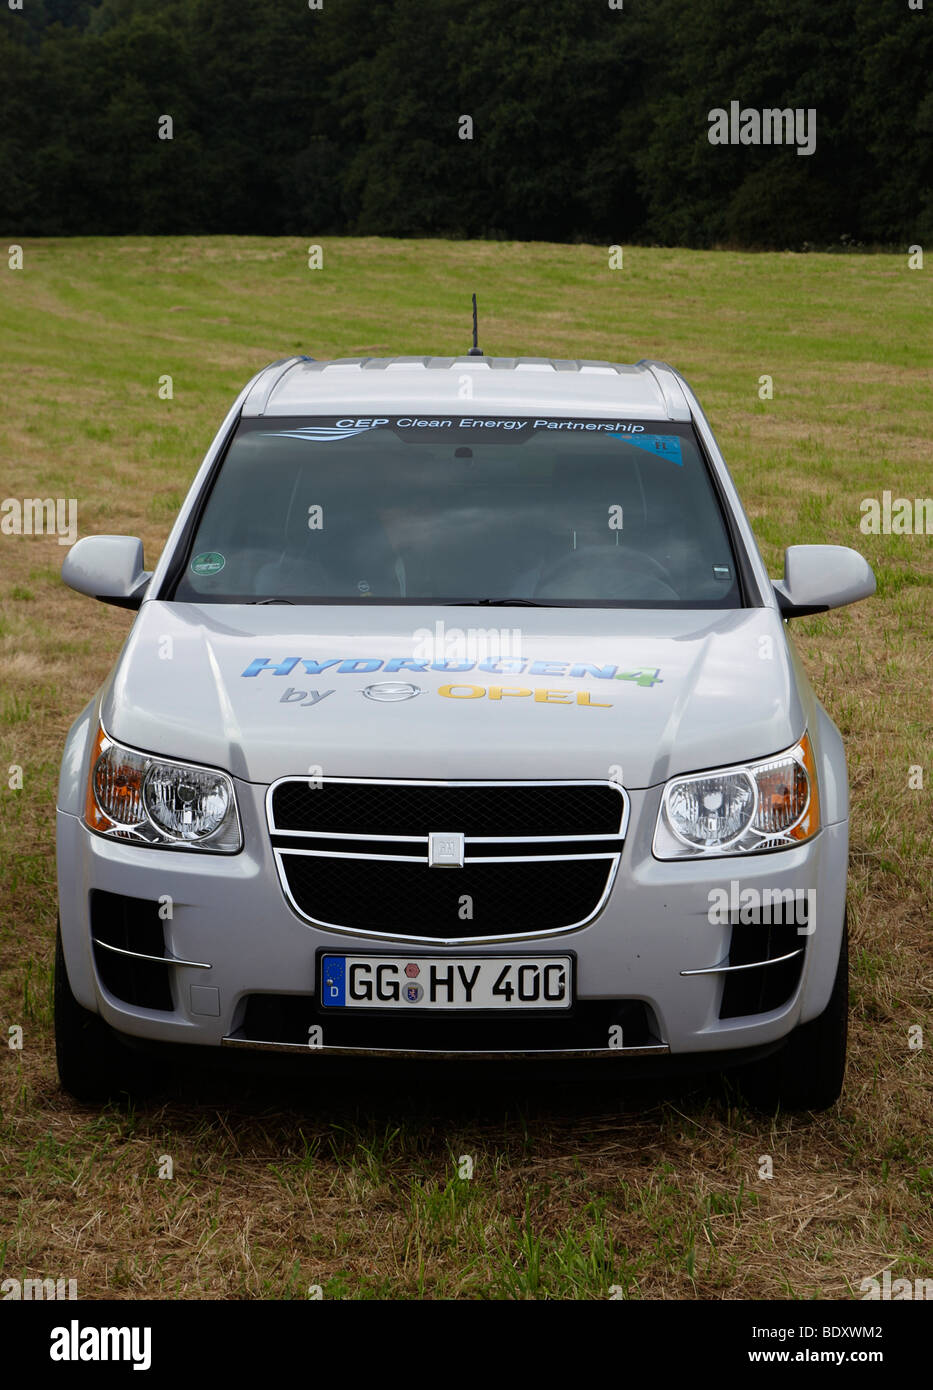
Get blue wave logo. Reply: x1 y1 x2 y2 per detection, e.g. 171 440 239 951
260 425 377 443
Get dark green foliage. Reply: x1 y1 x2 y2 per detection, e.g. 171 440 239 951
0 0 929 246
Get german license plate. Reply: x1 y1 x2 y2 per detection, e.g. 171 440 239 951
319 954 573 1011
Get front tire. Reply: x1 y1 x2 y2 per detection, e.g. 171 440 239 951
54 921 153 1103
739 916 849 1112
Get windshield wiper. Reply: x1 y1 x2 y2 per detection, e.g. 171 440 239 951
246 596 557 607
443 597 558 607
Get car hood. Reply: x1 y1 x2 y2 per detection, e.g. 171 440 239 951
101 601 803 787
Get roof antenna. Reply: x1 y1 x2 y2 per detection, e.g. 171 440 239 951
467 292 483 356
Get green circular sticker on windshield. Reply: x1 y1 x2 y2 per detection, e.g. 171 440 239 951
190 551 225 577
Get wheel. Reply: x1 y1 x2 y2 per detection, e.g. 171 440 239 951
54 920 154 1103
738 915 849 1112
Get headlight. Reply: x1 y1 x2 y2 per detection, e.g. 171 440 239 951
653 733 820 859
84 724 241 852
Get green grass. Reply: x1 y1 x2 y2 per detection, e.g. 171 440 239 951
0 237 930 1300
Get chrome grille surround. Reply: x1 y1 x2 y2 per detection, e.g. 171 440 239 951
266 777 629 945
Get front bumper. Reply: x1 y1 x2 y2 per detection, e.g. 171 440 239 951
56 779 848 1061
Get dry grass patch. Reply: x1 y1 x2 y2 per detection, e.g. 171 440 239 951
0 238 930 1299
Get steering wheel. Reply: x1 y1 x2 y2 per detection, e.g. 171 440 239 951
532 545 680 602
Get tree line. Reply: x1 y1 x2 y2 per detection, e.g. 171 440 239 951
1 0 930 248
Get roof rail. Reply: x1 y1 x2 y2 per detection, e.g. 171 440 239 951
636 359 691 421
243 356 312 416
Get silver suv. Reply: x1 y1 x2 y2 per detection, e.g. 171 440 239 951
55 354 875 1109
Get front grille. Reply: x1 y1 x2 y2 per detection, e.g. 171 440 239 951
270 780 624 837
280 856 613 936
268 778 628 942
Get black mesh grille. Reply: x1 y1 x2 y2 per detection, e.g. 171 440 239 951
238 994 659 1052
280 856 614 937
270 779 625 937
271 780 624 837
91 890 173 1012
719 922 806 1018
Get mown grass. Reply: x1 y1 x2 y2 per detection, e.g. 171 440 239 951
0 238 930 1299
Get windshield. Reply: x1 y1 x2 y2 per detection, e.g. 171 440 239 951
169 415 742 607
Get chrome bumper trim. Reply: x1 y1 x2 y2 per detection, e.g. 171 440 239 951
680 947 804 978
220 1035 670 1061
92 937 212 970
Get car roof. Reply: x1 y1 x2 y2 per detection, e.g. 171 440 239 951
241 356 693 422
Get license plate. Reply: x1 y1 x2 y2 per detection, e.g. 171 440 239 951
319 954 573 1011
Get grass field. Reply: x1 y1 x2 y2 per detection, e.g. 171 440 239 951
0 238 930 1300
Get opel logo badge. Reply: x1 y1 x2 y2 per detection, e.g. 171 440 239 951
361 682 424 702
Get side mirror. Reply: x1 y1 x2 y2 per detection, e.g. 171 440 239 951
773 544 876 619
61 535 152 610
